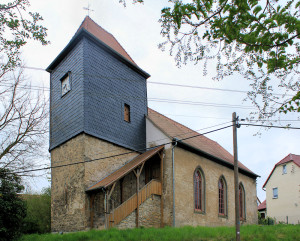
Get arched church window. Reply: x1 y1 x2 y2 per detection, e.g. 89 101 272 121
239 183 246 220
218 176 227 216
194 167 205 212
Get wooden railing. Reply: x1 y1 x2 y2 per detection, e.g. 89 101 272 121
108 179 161 227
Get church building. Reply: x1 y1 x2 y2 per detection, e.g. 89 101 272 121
47 16 258 232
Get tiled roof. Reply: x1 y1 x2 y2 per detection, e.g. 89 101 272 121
147 108 256 176
86 145 164 192
276 153 300 167
78 16 136 65
258 200 266 211
263 153 300 188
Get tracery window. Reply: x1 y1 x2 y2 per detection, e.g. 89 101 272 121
239 183 246 220
194 168 205 212
218 177 227 216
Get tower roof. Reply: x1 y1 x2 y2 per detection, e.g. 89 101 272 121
77 16 136 65
47 16 149 78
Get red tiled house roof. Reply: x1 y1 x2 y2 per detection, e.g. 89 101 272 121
258 200 266 211
147 108 257 178
263 153 300 188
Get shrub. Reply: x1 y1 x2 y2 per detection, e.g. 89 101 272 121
22 187 51 234
0 168 26 241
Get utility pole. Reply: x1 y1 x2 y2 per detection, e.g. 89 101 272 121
232 112 240 241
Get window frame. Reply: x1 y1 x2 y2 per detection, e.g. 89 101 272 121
60 71 71 97
282 164 287 174
193 166 205 214
124 103 130 123
273 187 278 199
218 176 227 217
239 183 246 221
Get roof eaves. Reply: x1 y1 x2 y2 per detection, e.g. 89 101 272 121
86 145 164 192
176 140 259 179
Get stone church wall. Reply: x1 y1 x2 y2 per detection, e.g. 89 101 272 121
51 134 87 232
173 147 258 226
51 134 139 232
117 194 161 229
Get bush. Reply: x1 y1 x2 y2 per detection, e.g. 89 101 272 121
22 187 51 234
0 168 26 241
258 212 275 225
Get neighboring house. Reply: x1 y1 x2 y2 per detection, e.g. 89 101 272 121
47 16 258 232
258 200 266 219
262 154 300 224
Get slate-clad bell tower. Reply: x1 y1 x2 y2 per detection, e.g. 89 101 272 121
47 17 150 232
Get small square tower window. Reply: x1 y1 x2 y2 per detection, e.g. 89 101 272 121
273 187 278 199
61 72 71 96
282 165 287 174
124 104 130 122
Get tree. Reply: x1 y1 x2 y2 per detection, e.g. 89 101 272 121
0 1 49 175
0 68 48 175
0 0 49 77
122 0 300 119
0 168 26 241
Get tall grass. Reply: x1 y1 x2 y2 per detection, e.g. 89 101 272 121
19 224 300 241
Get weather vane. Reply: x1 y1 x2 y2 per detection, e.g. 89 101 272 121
83 3 94 16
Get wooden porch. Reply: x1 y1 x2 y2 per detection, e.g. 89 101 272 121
86 145 165 229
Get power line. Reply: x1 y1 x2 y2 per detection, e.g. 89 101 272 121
11 124 234 175
149 98 255 109
16 65 298 97
240 123 300 130
46 120 233 169
0 82 257 110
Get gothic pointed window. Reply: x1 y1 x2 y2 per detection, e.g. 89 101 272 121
218 176 227 216
194 168 205 212
239 183 246 220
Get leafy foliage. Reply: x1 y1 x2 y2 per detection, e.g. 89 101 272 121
0 168 26 241
122 0 300 119
22 188 51 234
0 0 49 77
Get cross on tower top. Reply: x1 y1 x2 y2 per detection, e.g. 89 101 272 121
83 3 94 16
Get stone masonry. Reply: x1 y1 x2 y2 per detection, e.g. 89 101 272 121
117 194 161 229
51 133 138 232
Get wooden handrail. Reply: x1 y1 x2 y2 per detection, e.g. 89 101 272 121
108 179 161 227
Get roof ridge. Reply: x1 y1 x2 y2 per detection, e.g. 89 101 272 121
148 107 226 146
80 16 136 65
148 107 202 137
148 108 257 177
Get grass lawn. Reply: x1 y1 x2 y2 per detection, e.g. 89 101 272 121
19 224 300 241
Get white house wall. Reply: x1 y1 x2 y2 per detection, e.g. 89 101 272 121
265 162 300 224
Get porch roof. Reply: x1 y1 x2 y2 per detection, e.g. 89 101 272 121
86 145 164 192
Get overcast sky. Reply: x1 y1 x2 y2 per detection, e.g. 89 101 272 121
20 0 299 200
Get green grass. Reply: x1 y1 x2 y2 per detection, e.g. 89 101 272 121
19 224 300 241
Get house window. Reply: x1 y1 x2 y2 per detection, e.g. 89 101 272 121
273 187 278 199
282 165 287 174
124 104 130 122
239 183 246 220
194 168 205 212
61 72 71 96
218 177 227 216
